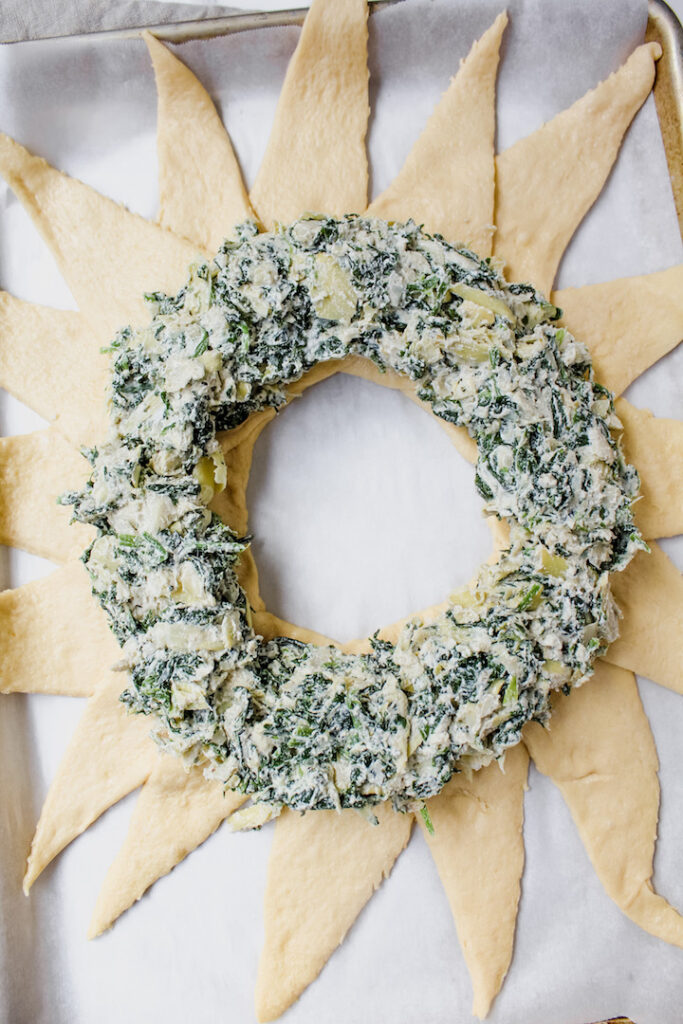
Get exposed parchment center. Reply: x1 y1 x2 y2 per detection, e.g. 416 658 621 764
247 372 491 642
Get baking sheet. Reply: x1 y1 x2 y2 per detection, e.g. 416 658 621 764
1 1 682 1021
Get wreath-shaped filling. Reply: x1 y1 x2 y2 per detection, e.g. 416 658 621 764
66 215 643 823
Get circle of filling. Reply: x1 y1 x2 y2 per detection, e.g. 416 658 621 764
68 215 643 823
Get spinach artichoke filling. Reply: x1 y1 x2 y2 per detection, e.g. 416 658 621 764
65 215 644 823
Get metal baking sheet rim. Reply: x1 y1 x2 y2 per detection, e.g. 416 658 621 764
646 0 683 237
0 0 401 44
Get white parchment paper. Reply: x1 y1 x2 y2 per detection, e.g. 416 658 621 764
0 2 682 1022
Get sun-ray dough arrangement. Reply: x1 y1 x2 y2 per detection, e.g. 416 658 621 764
0 0 682 1020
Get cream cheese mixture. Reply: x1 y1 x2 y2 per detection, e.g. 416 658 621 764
65 215 643 825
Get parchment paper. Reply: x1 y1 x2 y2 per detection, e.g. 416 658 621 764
0 2 682 1022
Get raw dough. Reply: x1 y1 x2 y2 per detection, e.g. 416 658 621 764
145 32 255 252
0 293 108 446
0 561 116 697
524 659 683 946
607 542 683 694
615 398 683 539
0 6 679 1021
24 673 158 892
0 427 94 562
494 43 661 297
418 743 528 1018
89 754 245 938
249 0 369 227
0 132 205 339
553 264 683 397
368 11 507 256
255 802 413 1022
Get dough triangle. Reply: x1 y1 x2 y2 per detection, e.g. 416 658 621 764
615 398 683 539
494 43 661 296
0 561 117 696
419 743 528 1017
524 661 683 948
24 673 158 891
0 428 94 562
88 756 244 937
553 264 683 396
606 543 683 693
0 292 108 447
368 11 507 256
251 610 337 648
0 132 205 340
145 32 254 251
249 0 369 227
255 804 412 1022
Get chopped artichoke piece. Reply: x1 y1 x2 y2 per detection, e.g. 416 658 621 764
228 801 283 832
542 659 572 681
312 252 357 321
449 281 513 320
194 449 227 497
541 549 569 577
